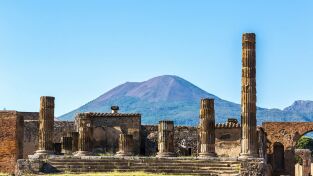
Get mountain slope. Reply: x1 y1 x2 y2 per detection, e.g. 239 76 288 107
59 75 313 125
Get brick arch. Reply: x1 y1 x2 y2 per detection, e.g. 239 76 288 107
263 122 313 176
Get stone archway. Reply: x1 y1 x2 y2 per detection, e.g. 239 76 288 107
263 122 313 176
295 149 311 176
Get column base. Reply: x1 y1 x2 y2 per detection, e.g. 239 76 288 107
30 150 54 159
156 152 176 158
238 153 258 160
116 151 133 157
74 151 93 156
198 152 217 158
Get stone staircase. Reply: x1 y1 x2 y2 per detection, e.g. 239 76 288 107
45 157 241 175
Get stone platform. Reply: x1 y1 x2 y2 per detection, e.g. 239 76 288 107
17 156 244 176
16 156 270 176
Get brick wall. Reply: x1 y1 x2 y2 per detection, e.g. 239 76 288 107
0 111 24 174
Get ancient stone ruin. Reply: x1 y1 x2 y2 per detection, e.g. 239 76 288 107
1 33 312 176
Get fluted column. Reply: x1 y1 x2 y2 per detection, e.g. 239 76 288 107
35 96 55 155
156 120 175 158
116 134 134 156
199 98 216 157
62 136 73 155
68 132 79 152
75 114 93 156
239 33 258 159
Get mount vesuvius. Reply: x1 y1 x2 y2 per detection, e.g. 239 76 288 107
59 75 313 126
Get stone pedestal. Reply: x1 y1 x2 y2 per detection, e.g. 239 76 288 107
156 120 175 158
68 132 79 152
62 137 73 155
53 143 62 155
35 96 55 156
116 134 134 156
198 98 217 157
239 33 258 159
74 114 93 156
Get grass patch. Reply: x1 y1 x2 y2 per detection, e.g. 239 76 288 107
0 173 9 176
47 171 193 176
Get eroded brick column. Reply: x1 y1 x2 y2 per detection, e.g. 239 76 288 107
239 33 258 159
116 134 134 156
35 96 55 155
156 120 175 157
199 98 216 157
62 136 73 155
75 114 93 156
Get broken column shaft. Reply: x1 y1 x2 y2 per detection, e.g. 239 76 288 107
62 136 73 155
36 96 55 155
199 98 216 157
156 120 175 157
240 33 258 159
116 134 134 156
68 132 79 152
75 114 93 156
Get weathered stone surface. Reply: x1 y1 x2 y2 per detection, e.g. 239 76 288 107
142 123 241 157
75 114 93 156
61 137 73 155
262 122 313 175
53 143 62 155
68 132 79 152
15 159 43 176
116 134 134 156
156 120 175 157
199 98 216 157
74 111 141 155
0 111 24 174
240 33 258 159
36 96 55 155
295 149 311 176
240 159 270 176
24 119 75 158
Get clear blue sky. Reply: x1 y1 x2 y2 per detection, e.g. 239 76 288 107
0 1 312 116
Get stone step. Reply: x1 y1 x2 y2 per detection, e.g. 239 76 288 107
48 161 238 167
50 164 238 170
52 168 239 174
49 159 239 163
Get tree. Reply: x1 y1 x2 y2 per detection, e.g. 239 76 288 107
295 136 313 163
296 136 313 151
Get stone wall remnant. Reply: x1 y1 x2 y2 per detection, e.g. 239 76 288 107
0 111 24 174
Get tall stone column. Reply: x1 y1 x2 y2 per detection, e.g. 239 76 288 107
75 114 93 156
35 96 55 155
199 98 216 157
239 33 258 159
156 120 175 158
116 134 134 156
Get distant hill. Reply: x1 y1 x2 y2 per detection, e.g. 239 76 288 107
59 75 313 126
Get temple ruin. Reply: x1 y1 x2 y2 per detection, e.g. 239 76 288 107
0 33 311 176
